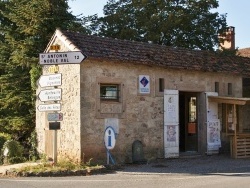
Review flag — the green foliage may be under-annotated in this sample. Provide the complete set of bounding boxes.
[27,131,39,161]
[0,133,11,164]
[0,133,11,150]
[2,140,25,164]
[91,0,228,51]
[0,0,89,146]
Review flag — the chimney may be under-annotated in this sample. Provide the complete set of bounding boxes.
[219,26,235,50]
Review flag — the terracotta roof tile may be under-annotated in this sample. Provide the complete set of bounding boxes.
[61,30,250,77]
[238,48,250,58]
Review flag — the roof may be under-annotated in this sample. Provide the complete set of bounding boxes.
[208,96,250,105]
[52,29,250,77]
[238,48,250,58]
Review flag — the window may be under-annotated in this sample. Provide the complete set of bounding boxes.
[100,84,119,101]
[228,83,232,95]
[215,82,219,93]
[159,78,164,92]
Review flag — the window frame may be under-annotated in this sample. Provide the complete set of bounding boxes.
[100,84,120,101]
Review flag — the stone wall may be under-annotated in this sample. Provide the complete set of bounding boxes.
[80,59,242,163]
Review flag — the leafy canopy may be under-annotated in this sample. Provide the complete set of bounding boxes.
[92,0,227,51]
[0,0,88,141]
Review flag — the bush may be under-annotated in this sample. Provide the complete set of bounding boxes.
[0,133,11,150]
[2,140,25,164]
[0,133,11,164]
[27,131,39,161]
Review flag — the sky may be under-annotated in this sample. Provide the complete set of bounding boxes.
[68,0,250,49]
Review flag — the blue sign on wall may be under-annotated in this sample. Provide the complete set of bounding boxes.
[104,126,116,150]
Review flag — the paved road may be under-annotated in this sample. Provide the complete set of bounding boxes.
[0,154,250,188]
[0,172,250,188]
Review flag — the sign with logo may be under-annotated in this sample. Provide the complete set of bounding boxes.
[139,75,150,94]
[104,126,116,150]
[47,113,63,121]
[38,73,62,88]
[38,88,62,102]
[37,103,61,112]
[39,51,87,65]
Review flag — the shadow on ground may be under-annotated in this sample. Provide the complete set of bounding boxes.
[118,154,250,176]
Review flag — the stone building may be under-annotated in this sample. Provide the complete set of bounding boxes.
[36,29,250,164]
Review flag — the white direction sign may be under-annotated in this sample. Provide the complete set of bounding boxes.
[38,88,62,102]
[48,113,63,121]
[39,51,86,65]
[38,73,62,88]
[37,103,61,112]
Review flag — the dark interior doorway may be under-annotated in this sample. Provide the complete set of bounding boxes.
[179,92,198,152]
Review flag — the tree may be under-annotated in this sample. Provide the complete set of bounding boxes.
[0,0,88,142]
[92,0,227,51]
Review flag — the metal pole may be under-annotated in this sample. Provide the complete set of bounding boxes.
[53,130,57,164]
[107,150,109,165]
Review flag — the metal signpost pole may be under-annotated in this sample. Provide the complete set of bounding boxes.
[53,130,57,164]
[107,151,109,165]
[53,54,59,164]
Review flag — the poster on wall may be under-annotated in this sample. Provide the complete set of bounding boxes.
[165,96,178,123]
[166,125,177,142]
[207,120,221,150]
[139,75,150,94]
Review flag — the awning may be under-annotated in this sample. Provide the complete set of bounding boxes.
[208,96,250,105]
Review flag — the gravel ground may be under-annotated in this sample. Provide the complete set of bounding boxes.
[120,154,250,175]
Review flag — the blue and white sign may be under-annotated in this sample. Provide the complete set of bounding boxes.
[139,75,150,94]
[104,126,116,150]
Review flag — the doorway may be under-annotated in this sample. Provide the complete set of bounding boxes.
[179,92,198,152]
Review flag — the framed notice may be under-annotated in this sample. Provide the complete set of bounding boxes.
[139,75,150,94]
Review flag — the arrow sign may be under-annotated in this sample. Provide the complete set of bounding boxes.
[39,51,87,65]
[37,103,61,112]
[38,88,62,102]
[48,113,63,121]
[38,73,62,87]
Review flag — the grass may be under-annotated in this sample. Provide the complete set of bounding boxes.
[15,159,102,174]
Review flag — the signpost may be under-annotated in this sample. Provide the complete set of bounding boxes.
[49,122,61,164]
[38,73,62,87]
[104,126,116,164]
[39,51,87,65]
[38,88,62,102]
[38,49,87,165]
[48,113,63,121]
[37,103,61,112]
